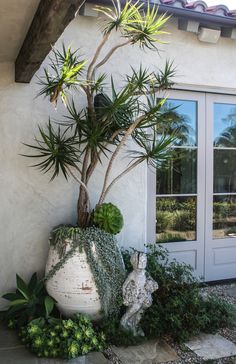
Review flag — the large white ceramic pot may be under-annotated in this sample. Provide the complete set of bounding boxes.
[45,244,102,320]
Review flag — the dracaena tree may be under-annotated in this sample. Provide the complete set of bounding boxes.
[23,0,177,228]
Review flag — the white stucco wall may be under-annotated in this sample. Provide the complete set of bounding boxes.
[1,9,236,308]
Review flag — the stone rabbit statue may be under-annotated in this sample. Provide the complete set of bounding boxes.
[121,251,159,336]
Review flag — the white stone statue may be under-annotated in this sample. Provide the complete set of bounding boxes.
[121,251,159,336]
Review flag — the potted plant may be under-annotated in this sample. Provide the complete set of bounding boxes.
[23,0,176,319]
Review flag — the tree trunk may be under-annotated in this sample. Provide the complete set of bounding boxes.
[77,185,89,227]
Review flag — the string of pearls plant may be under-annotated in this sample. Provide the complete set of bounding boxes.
[45,225,126,317]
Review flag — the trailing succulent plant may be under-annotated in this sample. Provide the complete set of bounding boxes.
[19,314,106,359]
[46,225,126,317]
[93,203,124,235]
[2,273,56,328]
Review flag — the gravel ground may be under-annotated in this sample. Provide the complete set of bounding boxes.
[105,282,236,364]
[159,282,236,364]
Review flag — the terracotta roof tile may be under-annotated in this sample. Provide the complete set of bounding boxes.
[157,0,236,19]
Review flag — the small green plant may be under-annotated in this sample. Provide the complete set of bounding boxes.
[93,203,124,234]
[19,314,106,359]
[2,273,56,327]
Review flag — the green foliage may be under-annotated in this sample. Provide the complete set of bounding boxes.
[199,296,236,333]
[38,45,87,104]
[93,203,124,234]
[156,233,186,244]
[172,210,195,231]
[213,201,236,230]
[96,1,169,49]
[47,226,126,317]
[156,198,196,236]
[22,120,80,180]
[123,246,235,343]
[19,314,106,359]
[226,226,236,235]
[22,0,177,227]
[97,316,144,347]
[156,211,172,232]
[2,273,56,327]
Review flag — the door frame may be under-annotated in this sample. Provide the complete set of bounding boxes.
[148,89,236,281]
[205,93,236,281]
[147,90,206,279]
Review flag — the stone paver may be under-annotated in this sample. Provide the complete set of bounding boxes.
[0,327,24,350]
[185,333,236,360]
[86,352,109,363]
[112,339,178,364]
[0,348,108,364]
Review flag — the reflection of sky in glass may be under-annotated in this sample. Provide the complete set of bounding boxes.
[214,103,236,145]
[168,99,197,146]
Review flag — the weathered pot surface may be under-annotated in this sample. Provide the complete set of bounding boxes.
[45,244,102,320]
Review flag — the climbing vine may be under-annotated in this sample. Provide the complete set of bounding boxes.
[45,226,126,317]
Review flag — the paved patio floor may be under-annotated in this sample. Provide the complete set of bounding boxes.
[1,282,236,364]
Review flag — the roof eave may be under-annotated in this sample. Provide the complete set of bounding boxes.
[155,2,236,27]
[88,0,236,27]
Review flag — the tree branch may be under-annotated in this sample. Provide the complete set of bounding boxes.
[67,165,91,211]
[86,128,124,183]
[91,39,131,80]
[100,158,144,204]
[98,114,145,204]
[87,32,110,81]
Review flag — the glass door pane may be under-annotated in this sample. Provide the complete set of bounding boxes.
[213,103,236,239]
[156,99,198,243]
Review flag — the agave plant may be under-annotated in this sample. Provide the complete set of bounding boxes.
[23,0,179,228]
[2,273,56,327]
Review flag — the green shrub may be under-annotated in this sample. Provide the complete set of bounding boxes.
[157,198,180,212]
[172,210,195,231]
[156,211,172,232]
[19,314,106,359]
[97,316,145,347]
[93,203,124,235]
[226,227,236,235]
[122,246,235,343]
[2,273,56,328]
[200,296,236,333]
[156,233,187,244]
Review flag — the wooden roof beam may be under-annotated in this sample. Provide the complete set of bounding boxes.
[15,0,85,83]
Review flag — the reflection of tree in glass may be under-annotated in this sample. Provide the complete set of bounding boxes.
[160,101,195,146]
[214,125,236,147]
[156,197,196,242]
[222,107,236,126]
[156,149,197,195]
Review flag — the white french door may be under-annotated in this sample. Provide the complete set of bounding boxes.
[153,90,236,281]
[205,94,236,281]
